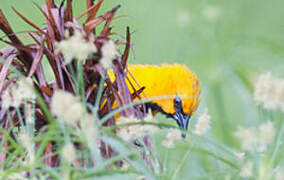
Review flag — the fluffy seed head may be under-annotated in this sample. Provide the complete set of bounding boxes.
[202,6,220,22]
[253,72,284,110]
[80,114,98,142]
[259,121,275,147]
[162,129,182,148]
[277,80,284,112]
[62,143,76,164]
[55,30,97,64]
[117,114,157,141]
[176,10,191,27]
[239,161,253,178]
[234,121,275,152]
[194,108,211,136]
[1,78,35,108]
[121,162,130,171]
[18,132,35,166]
[51,90,84,126]
[275,171,284,180]
[235,127,257,152]
[100,40,118,70]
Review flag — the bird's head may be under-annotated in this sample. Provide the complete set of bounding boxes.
[150,92,200,137]
[142,64,201,137]
[172,95,191,137]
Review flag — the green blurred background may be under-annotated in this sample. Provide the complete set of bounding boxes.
[1,0,284,179]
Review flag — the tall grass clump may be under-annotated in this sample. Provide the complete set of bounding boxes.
[0,0,160,179]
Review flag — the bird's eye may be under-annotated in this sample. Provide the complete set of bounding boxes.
[174,96,183,112]
[174,96,182,105]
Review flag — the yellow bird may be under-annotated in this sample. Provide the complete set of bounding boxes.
[108,64,201,136]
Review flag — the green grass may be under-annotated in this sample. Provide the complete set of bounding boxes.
[0,0,284,179]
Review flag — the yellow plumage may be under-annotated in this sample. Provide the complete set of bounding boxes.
[108,64,201,116]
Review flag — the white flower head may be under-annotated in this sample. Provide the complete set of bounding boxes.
[235,121,275,153]
[162,129,182,148]
[142,113,158,132]
[121,162,130,171]
[254,72,284,112]
[277,80,284,112]
[143,112,155,123]
[2,89,14,108]
[176,9,191,28]
[80,114,98,142]
[276,171,284,180]
[259,121,275,147]
[117,114,157,141]
[254,72,273,104]
[234,127,257,152]
[194,108,211,136]
[116,116,137,141]
[18,132,35,166]
[51,90,84,126]
[17,78,36,100]
[62,143,76,164]
[239,161,253,178]
[100,40,118,70]
[254,72,280,110]
[202,6,220,22]
[117,127,131,141]
[55,30,97,64]
[235,152,245,161]
[263,80,279,110]
[1,78,35,108]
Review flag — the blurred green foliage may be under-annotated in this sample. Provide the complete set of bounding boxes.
[0,0,284,179]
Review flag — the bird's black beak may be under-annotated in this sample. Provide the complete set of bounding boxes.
[172,112,190,138]
[145,96,192,138]
[173,95,191,138]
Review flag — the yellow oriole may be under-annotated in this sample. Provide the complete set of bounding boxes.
[108,64,201,136]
